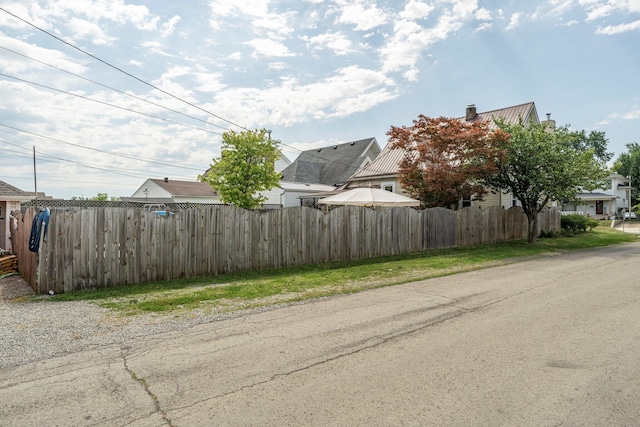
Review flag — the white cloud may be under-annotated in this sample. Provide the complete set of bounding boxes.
[585,4,614,21]
[0,35,87,74]
[598,107,640,124]
[596,19,640,34]
[399,1,434,20]
[268,62,287,70]
[194,72,226,93]
[251,11,297,39]
[547,0,575,16]
[475,22,493,32]
[36,0,160,31]
[451,0,481,20]
[208,0,296,38]
[66,17,115,45]
[475,8,492,21]
[560,19,579,26]
[622,108,640,120]
[161,15,181,37]
[379,14,463,79]
[140,41,175,57]
[207,66,396,127]
[506,12,522,30]
[302,31,354,55]
[150,67,197,102]
[335,1,388,31]
[244,38,295,58]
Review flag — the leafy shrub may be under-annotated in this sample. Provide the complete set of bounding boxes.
[539,230,559,238]
[561,214,599,233]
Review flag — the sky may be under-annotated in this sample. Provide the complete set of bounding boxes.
[0,0,638,200]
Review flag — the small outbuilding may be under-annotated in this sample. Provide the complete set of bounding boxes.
[0,180,33,251]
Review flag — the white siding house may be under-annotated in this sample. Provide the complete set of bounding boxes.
[127,178,222,204]
[562,173,632,219]
[346,102,549,209]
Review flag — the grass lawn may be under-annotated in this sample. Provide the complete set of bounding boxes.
[46,227,639,315]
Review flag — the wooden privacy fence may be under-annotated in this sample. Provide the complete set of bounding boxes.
[13,205,559,294]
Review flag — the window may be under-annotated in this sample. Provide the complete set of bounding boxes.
[380,181,395,192]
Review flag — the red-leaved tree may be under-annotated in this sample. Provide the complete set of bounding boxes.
[388,115,508,209]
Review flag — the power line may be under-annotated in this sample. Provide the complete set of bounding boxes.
[0,45,231,132]
[0,9,393,182]
[0,123,206,171]
[0,7,249,131]
[0,138,146,178]
[0,72,225,137]
[0,138,200,183]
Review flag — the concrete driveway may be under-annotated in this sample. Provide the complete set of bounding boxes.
[3,243,640,426]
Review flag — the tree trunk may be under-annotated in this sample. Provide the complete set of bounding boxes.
[527,212,538,243]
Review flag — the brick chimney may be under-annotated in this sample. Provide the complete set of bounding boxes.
[465,104,477,121]
[541,113,556,131]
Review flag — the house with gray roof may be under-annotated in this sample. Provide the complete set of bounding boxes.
[126,178,222,205]
[346,102,552,209]
[281,137,381,187]
[0,180,33,251]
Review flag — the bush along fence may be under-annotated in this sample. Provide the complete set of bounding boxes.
[13,205,560,294]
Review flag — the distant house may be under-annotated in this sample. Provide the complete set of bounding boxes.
[126,178,222,205]
[263,182,337,208]
[259,137,381,208]
[562,173,633,219]
[275,151,292,173]
[346,102,553,209]
[281,137,381,187]
[0,180,33,251]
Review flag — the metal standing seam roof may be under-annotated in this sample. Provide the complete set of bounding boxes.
[150,179,218,197]
[350,102,537,180]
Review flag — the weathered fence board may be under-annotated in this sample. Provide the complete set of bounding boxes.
[12,205,560,294]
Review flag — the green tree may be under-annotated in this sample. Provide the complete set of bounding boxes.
[72,193,120,201]
[199,129,281,210]
[484,120,609,243]
[567,130,613,163]
[612,142,640,206]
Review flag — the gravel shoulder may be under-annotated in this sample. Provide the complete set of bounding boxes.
[0,275,279,369]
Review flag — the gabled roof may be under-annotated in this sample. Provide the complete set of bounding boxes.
[150,179,218,197]
[465,102,538,129]
[350,102,538,181]
[0,180,30,197]
[281,137,380,186]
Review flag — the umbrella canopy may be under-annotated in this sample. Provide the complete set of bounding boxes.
[318,187,420,207]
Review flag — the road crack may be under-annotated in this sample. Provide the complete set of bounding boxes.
[121,346,174,427]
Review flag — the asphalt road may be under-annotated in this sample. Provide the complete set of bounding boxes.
[3,243,640,426]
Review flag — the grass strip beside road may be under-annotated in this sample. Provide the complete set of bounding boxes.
[48,228,638,315]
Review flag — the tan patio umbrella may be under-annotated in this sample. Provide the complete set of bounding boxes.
[318,187,420,207]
